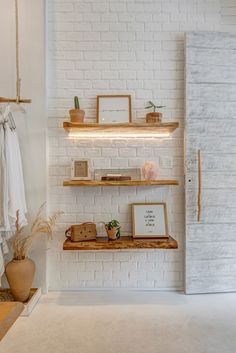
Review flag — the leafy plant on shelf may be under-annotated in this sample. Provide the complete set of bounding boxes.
[74,96,80,109]
[105,219,121,239]
[145,101,165,112]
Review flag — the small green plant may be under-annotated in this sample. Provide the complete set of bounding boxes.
[74,96,80,110]
[145,101,165,112]
[105,219,121,238]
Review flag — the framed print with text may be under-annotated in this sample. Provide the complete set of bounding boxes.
[132,203,169,239]
[96,95,132,124]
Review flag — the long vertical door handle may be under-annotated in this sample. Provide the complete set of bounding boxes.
[197,149,202,222]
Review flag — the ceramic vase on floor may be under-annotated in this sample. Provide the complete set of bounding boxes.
[5,258,35,302]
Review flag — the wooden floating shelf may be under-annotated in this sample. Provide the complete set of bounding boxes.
[63,122,179,137]
[63,180,179,187]
[63,236,178,250]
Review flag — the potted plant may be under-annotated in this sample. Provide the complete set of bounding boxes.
[145,101,165,123]
[5,204,62,302]
[69,96,85,123]
[105,220,121,241]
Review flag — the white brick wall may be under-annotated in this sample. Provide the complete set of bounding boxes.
[47,0,236,291]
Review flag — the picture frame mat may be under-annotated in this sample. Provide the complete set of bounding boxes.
[96,95,132,124]
[132,203,169,239]
[71,159,91,180]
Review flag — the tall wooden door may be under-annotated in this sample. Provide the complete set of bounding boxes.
[185,32,236,294]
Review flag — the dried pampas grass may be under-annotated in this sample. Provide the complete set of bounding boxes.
[11,203,63,260]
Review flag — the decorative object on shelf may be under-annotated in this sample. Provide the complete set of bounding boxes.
[5,205,62,302]
[101,175,131,181]
[94,168,141,181]
[0,0,31,104]
[71,159,91,180]
[105,220,121,241]
[132,203,169,239]
[145,101,165,123]
[69,96,85,123]
[141,162,158,180]
[65,223,97,242]
[97,95,132,124]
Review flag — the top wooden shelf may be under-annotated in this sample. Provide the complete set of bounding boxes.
[63,122,179,137]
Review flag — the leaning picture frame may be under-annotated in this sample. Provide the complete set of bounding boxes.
[96,95,132,124]
[132,203,169,239]
[71,159,91,180]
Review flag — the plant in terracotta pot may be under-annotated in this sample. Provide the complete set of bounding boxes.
[145,101,165,123]
[5,205,62,302]
[69,96,85,123]
[105,220,121,241]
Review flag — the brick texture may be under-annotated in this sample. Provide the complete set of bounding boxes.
[47,0,236,290]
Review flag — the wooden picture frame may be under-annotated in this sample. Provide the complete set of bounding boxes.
[96,95,132,124]
[71,159,91,180]
[132,203,169,239]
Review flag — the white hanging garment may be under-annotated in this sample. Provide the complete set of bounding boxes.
[0,111,9,280]
[5,123,27,228]
[0,124,6,229]
[0,107,10,230]
[0,121,9,280]
[0,105,27,282]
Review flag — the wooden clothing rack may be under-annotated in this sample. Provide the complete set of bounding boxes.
[0,0,31,104]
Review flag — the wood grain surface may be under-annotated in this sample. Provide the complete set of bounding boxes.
[0,302,24,340]
[63,179,179,187]
[63,121,179,135]
[0,97,31,103]
[63,236,178,250]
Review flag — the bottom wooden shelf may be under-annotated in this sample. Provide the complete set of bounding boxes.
[63,236,178,250]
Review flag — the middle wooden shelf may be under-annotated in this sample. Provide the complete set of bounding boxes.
[63,179,179,187]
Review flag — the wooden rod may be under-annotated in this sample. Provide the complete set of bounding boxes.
[0,97,31,103]
[0,1,31,105]
[15,0,20,103]
[197,149,202,222]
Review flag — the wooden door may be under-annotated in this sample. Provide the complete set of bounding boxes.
[185,32,236,293]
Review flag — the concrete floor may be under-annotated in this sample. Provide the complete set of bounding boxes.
[0,291,236,353]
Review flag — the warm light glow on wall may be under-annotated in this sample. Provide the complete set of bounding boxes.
[67,132,171,139]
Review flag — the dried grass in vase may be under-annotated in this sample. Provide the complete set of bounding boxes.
[11,203,63,260]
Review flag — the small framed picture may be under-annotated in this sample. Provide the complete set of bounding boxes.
[132,203,169,239]
[71,159,91,180]
[97,95,132,124]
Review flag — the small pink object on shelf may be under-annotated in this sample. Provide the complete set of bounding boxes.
[142,162,158,180]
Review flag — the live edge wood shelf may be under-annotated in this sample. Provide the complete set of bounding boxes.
[63,236,178,250]
[63,122,179,136]
[63,180,179,187]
